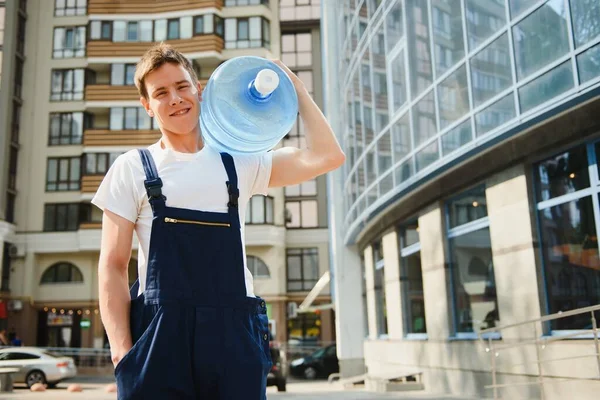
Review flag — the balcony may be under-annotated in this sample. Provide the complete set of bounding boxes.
[85,85,139,101]
[87,35,224,58]
[83,129,161,147]
[81,175,104,194]
[88,0,224,14]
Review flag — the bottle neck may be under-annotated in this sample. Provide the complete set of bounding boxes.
[248,80,273,102]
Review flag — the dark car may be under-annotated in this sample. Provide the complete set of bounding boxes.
[266,342,287,392]
[289,344,338,380]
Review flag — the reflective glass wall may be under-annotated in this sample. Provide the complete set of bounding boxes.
[335,0,600,241]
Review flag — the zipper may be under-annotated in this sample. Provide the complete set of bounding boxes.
[164,217,230,227]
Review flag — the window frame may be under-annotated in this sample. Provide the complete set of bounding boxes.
[167,18,180,40]
[89,20,112,41]
[43,203,88,232]
[286,247,319,292]
[52,25,86,58]
[109,107,152,131]
[110,63,136,86]
[50,68,88,101]
[247,255,271,279]
[246,195,275,225]
[285,199,318,228]
[46,156,81,192]
[54,0,87,17]
[48,112,87,146]
[40,262,84,284]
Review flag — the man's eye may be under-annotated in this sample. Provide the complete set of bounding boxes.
[156,92,166,97]
[178,85,189,90]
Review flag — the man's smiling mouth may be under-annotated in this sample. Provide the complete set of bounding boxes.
[170,108,191,116]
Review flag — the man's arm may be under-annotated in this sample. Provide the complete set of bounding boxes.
[98,209,135,367]
[269,60,345,188]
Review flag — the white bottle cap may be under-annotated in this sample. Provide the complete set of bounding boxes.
[254,69,280,96]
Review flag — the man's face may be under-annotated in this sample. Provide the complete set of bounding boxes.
[141,62,202,135]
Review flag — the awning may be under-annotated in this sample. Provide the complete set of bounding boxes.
[298,271,333,313]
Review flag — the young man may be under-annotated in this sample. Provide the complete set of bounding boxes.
[93,43,344,400]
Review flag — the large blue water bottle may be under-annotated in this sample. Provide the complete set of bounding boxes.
[200,56,299,154]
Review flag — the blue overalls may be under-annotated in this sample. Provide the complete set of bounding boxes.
[113,149,272,399]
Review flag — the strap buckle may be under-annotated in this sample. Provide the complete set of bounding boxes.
[144,178,164,201]
[227,182,239,208]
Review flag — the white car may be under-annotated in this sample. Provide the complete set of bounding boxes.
[0,347,77,388]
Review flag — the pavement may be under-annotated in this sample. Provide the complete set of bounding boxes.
[3,377,480,399]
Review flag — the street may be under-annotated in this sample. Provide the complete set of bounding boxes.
[4,378,478,400]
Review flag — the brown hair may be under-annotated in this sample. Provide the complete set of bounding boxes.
[134,43,199,99]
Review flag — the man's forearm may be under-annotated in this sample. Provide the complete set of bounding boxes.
[297,86,345,163]
[99,264,132,364]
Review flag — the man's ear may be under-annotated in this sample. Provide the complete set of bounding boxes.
[196,81,203,102]
[141,96,154,117]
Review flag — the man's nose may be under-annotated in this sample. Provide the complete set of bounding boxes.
[169,92,183,106]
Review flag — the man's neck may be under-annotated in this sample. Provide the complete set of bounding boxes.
[160,127,204,153]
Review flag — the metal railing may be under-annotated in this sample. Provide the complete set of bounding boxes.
[478,304,600,400]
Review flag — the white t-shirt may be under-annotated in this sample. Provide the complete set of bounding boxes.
[91,141,273,297]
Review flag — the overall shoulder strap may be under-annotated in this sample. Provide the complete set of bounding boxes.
[138,148,165,212]
[219,152,240,229]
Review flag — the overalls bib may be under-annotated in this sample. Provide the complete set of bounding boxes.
[114,149,272,399]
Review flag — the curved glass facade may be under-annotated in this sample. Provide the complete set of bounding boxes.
[332,0,600,242]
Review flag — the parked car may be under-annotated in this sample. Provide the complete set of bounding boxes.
[289,344,339,380]
[0,347,77,388]
[266,341,287,392]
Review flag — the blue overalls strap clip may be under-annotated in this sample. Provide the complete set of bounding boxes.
[138,148,166,213]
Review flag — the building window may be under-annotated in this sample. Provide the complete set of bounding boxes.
[84,153,120,175]
[287,311,322,343]
[399,219,427,337]
[49,112,86,145]
[192,14,224,37]
[247,256,270,279]
[245,195,274,224]
[225,0,269,6]
[287,248,319,291]
[111,64,136,86]
[2,243,11,291]
[446,185,499,338]
[372,241,388,337]
[40,262,84,284]
[285,179,318,228]
[167,18,180,40]
[55,0,86,16]
[110,107,151,130]
[53,26,86,58]
[46,157,81,192]
[44,203,89,232]
[5,193,15,224]
[89,20,112,40]
[534,142,600,331]
[279,0,320,21]
[50,69,86,101]
[224,16,270,49]
[281,32,312,68]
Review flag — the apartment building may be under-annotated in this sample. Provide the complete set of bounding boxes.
[0,0,333,350]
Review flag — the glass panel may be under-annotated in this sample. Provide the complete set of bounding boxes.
[73,70,84,100]
[110,108,123,130]
[441,119,472,155]
[302,250,318,281]
[47,159,58,189]
[449,227,499,333]
[509,0,538,18]
[470,33,512,106]
[154,19,167,42]
[570,0,600,48]
[111,64,124,85]
[392,114,411,165]
[266,197,274,224]
[56,263,71,282]
[448,185,487,228]
[377,131,392,175]
[113,21,126,42]
[301,200,318,227]
[415,140,438,172]
[385,0,403,52]
[97,154,108,174]
[513,0,569,80]
[437,64,469,129]
[539,196,600,330]
[577,43,600,84]
[206,14,215,35]
[72,113,83,143]
[125,65,135,85]
[181,16,193,39]
[390,49,408,113]
[127,22,138,41]
[252,196,265,223]
[518,61,574,113]
[70,158,80,183]
[140,21,153,42]
[124,108,137,129]
[56,205,67,231]
[406,0,433,99]
[395,158,414,185]
[402,252,427,334]
[249,17,261,40]
[300,179,317,196]
[412,90,437,146]
[138,109,151,130]
[286,202,300,227]
[401,219,420,248]
[194,16,204,35]
[379,172,394,196]
[86,153,96,174]
[475,93,515,136]
[535,144,589,201]
[44,205,56,231]
[374,268,388,335]
[90,21,101,39]
[168,19,180,40]
[465,0,506,50]
[50,114,61,141]
[287,253,302,280]
[67,204,79,230]
[432,0,465,76]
